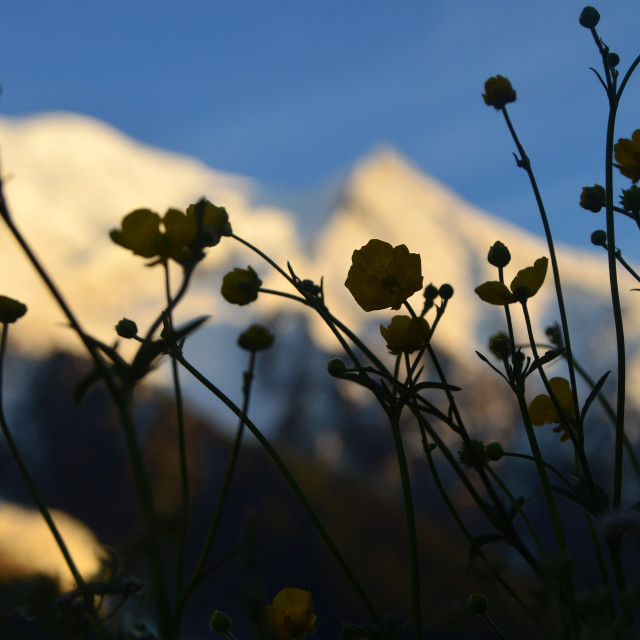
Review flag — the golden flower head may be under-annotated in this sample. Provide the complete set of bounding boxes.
[475,257,548,305]
[380,315,429,355]
[614,130,640,183]
[345,239,423,312]
[482,76,516,109]
[110,199,231,265]
[237,324,275,352]
[0,296,27,324]
[528,377,574,442]
[579,185,606,212]
[263,588,317,640]
[221,266,262,305]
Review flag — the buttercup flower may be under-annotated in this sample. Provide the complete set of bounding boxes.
[110,199,232,264]
[345,239,423,312]
[475,257,548,305]
[614,130,640,183]
[263,588,317,640]
[482,76,516,109]
[579,185,606,213]
[380,315,429,354]
[528,377,574,442]
[0,296,27,324]
[110,209,165,259]
[221,266,262,305]
[237,324,274,351]
[487,241,511,268]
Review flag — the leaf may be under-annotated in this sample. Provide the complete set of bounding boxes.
[526,348,565,377]
[474,281,515,305]
[551,475,608,518]
[475,351,509,382]
[580,370,611,424]
[412,381,461,393]
[469,533,505,558]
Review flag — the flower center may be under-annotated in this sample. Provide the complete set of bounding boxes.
[382,275,399,293]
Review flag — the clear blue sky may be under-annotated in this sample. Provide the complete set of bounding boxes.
[2,2,640,257]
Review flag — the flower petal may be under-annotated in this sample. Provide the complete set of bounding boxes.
[474,281,516,305]
[510,257,548,299]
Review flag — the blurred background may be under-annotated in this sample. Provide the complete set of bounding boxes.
[0,3,639,638]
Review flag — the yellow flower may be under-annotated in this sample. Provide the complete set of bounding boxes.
[345,239,423,312]
[380,315,429,354]
[0,296,27,324]
[475,257,548,305]
[110,199,232,264]
[614,130,640,183]
[110,208,165,259]
[482,75,516,109]
[221,266,262,305]
[263,588,317,640]
[528,377,574,442]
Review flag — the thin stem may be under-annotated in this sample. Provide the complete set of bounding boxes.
[0,325,109,638]
[501,107,581,439]
[176,354,390,640]
[387,399,421,640]
[163,264,190,603]
[177,350,256,619]
[0,184,175,636]
[519,302,579,636]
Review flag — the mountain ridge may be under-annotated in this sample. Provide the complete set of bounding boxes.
[0,111,638,426]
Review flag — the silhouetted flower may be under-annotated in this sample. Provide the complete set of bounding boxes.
[579,6,600,28]
[221,266,262,305]
[110,199,232,264]
[528,377,574,442]
[614,130,640,183]
[579,185,606,212]
[237,324,274,351]
[115,318,138,339]
[475,257,548,305]
[0,296,27,324]
[263,588,316,640]
[487,241,511,268]
[380,315,429,354]
[345,239,422,311]
[482,76,516,109]
[110,209,165,259]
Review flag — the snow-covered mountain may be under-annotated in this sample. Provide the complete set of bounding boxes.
[0,112,638,434]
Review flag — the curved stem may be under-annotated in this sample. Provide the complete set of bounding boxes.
[176,354,390,639]
[0,325,108,638]
[163,264,190,603]
[177,351,255,619]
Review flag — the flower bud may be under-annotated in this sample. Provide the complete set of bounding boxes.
[489,333,510,359]
[579,6,600,28]
[0,296,27,324]
[115,318,138,339]
[608,53,620,68]
[591,229,607,246]
[327,358,347,378]
[487,241,511,268]
[237,324,274,352]
[579,185,606,213]
[485,442,504,461]
[438,284,454,300]
[423,283,439,301]
[221,266,262,305]
[482,76,516,109]
[210,610,233,634]
[468,593,488,615]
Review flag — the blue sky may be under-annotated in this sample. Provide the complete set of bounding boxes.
[2,2,640,258]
